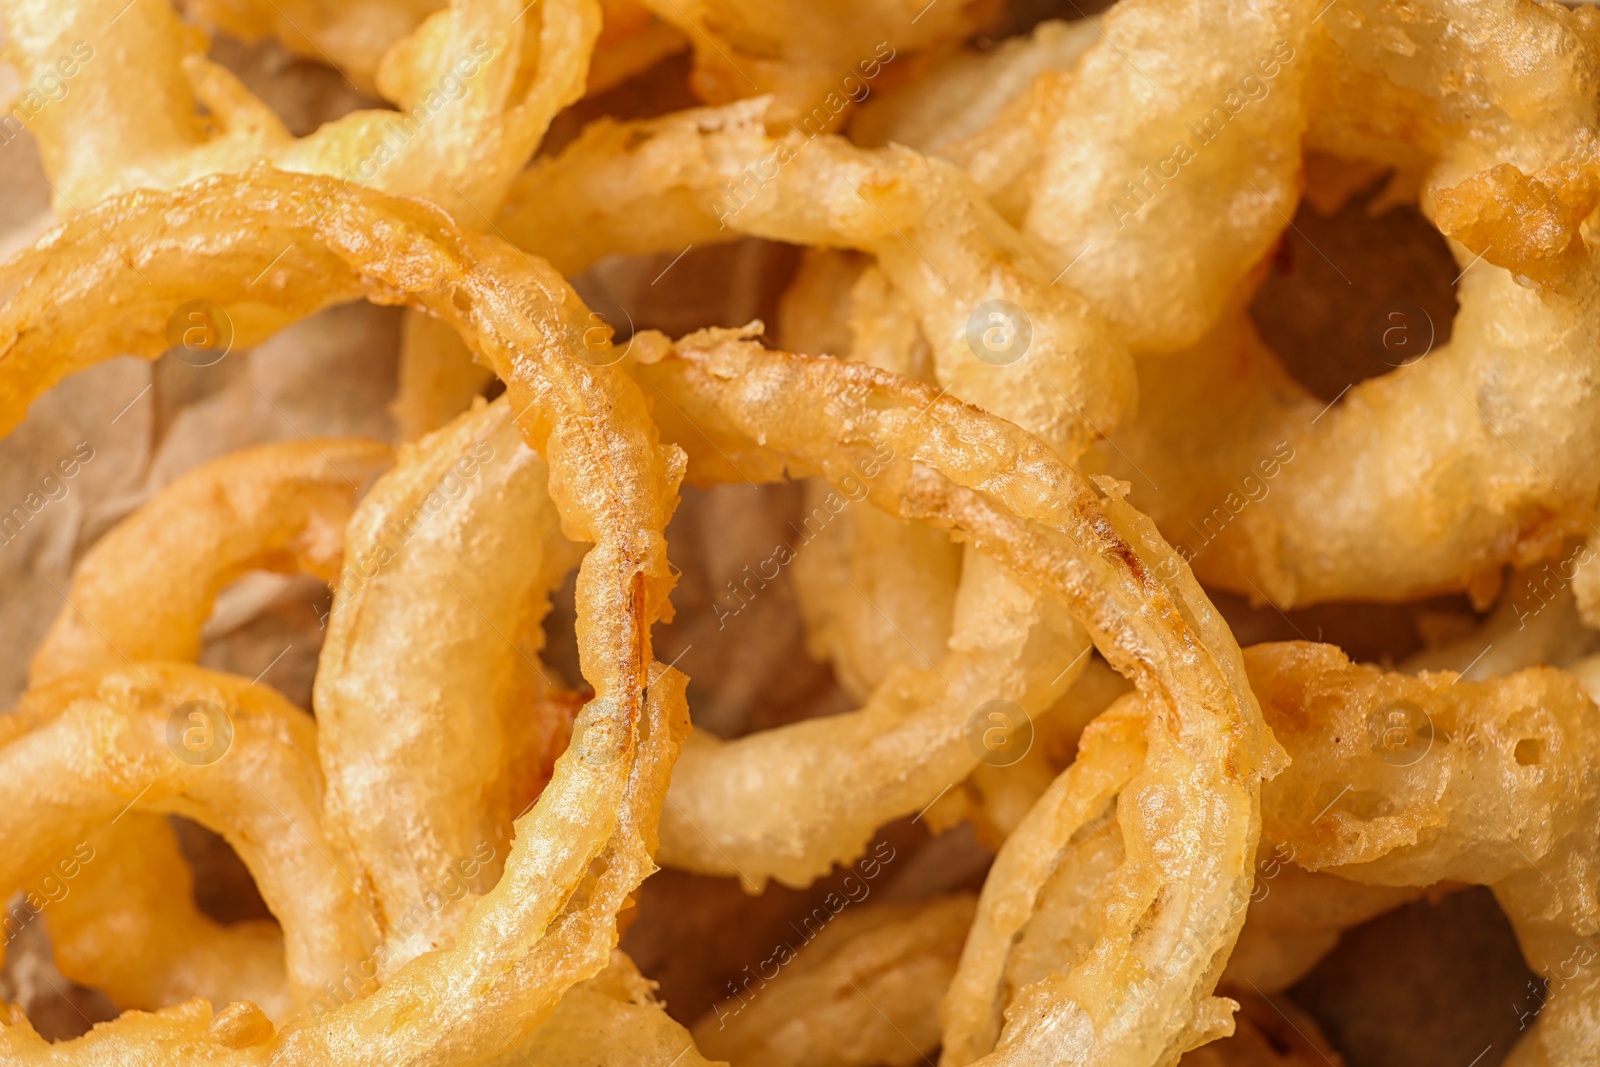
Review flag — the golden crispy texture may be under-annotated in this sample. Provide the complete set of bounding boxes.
[30,439,392,683]
[26,438,388,1022]
[500,100,1132,461]
[853,19,1100,169]
[46,817,293,1020]
[633,0,994,126]
[627,328,1277,1066]
[693,895,977,1067]
[772,240,1086,866]
[0,664,377,1011]
[1017,0,1317,355]
[1088,0,1600,606]
[3,0,598,219]
[1104,253,1600,605]
[0,169,687,1065]
[183,0,680,95]
[940,697,1148,1065]
[508,106,1138,898]
[505,950,722,1067]
[0,668,691,1064]
[315,396,583,972]
[773,251,1084,870]
[1249,641,1600,1066]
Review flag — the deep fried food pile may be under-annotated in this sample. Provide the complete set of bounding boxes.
[0,0,1595,1064]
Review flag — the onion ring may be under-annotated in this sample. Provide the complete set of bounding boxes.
[45,816,295,1020]
[624,327,1279,1065]
[315,395,583,972]
[1247,639,1600,1065]
[4,0,598,218]
[0,663,377,1010]
[30,439,392,684]
[0,167,683,1065]
[1074,0,1600,605]
[26,437,390,1021]
[499,100,1132,461]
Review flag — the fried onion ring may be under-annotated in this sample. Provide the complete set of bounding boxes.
[1077,0,1600,605]
[45,817,296,1021]
[622,327,1279,1065]
[500,100,1132,462]
[4,0,599,218]
[0,664,377,1010]
[1246,641,1600,1065]
[0,167,684,1065]
[30,439,392,684]
[315,395,584,971]
[26,437,390,1021]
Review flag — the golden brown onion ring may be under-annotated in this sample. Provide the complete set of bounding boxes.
[31,439,392,684]
[1084,0,1600,605]
[28,438,389,1022]
[4,0,597,218]
[315,395,583,971]
[939,696,1146,1065]
[46,818,295,1020]
[1103,268,1600,607]
[0,167,682,1065]
[509,114,1113,877]
[500,101,1131,462]
[625,327,1278,1067]
[1015,0,1318,355]
[1248,640,1600,1066]
[0,664,377,1010]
